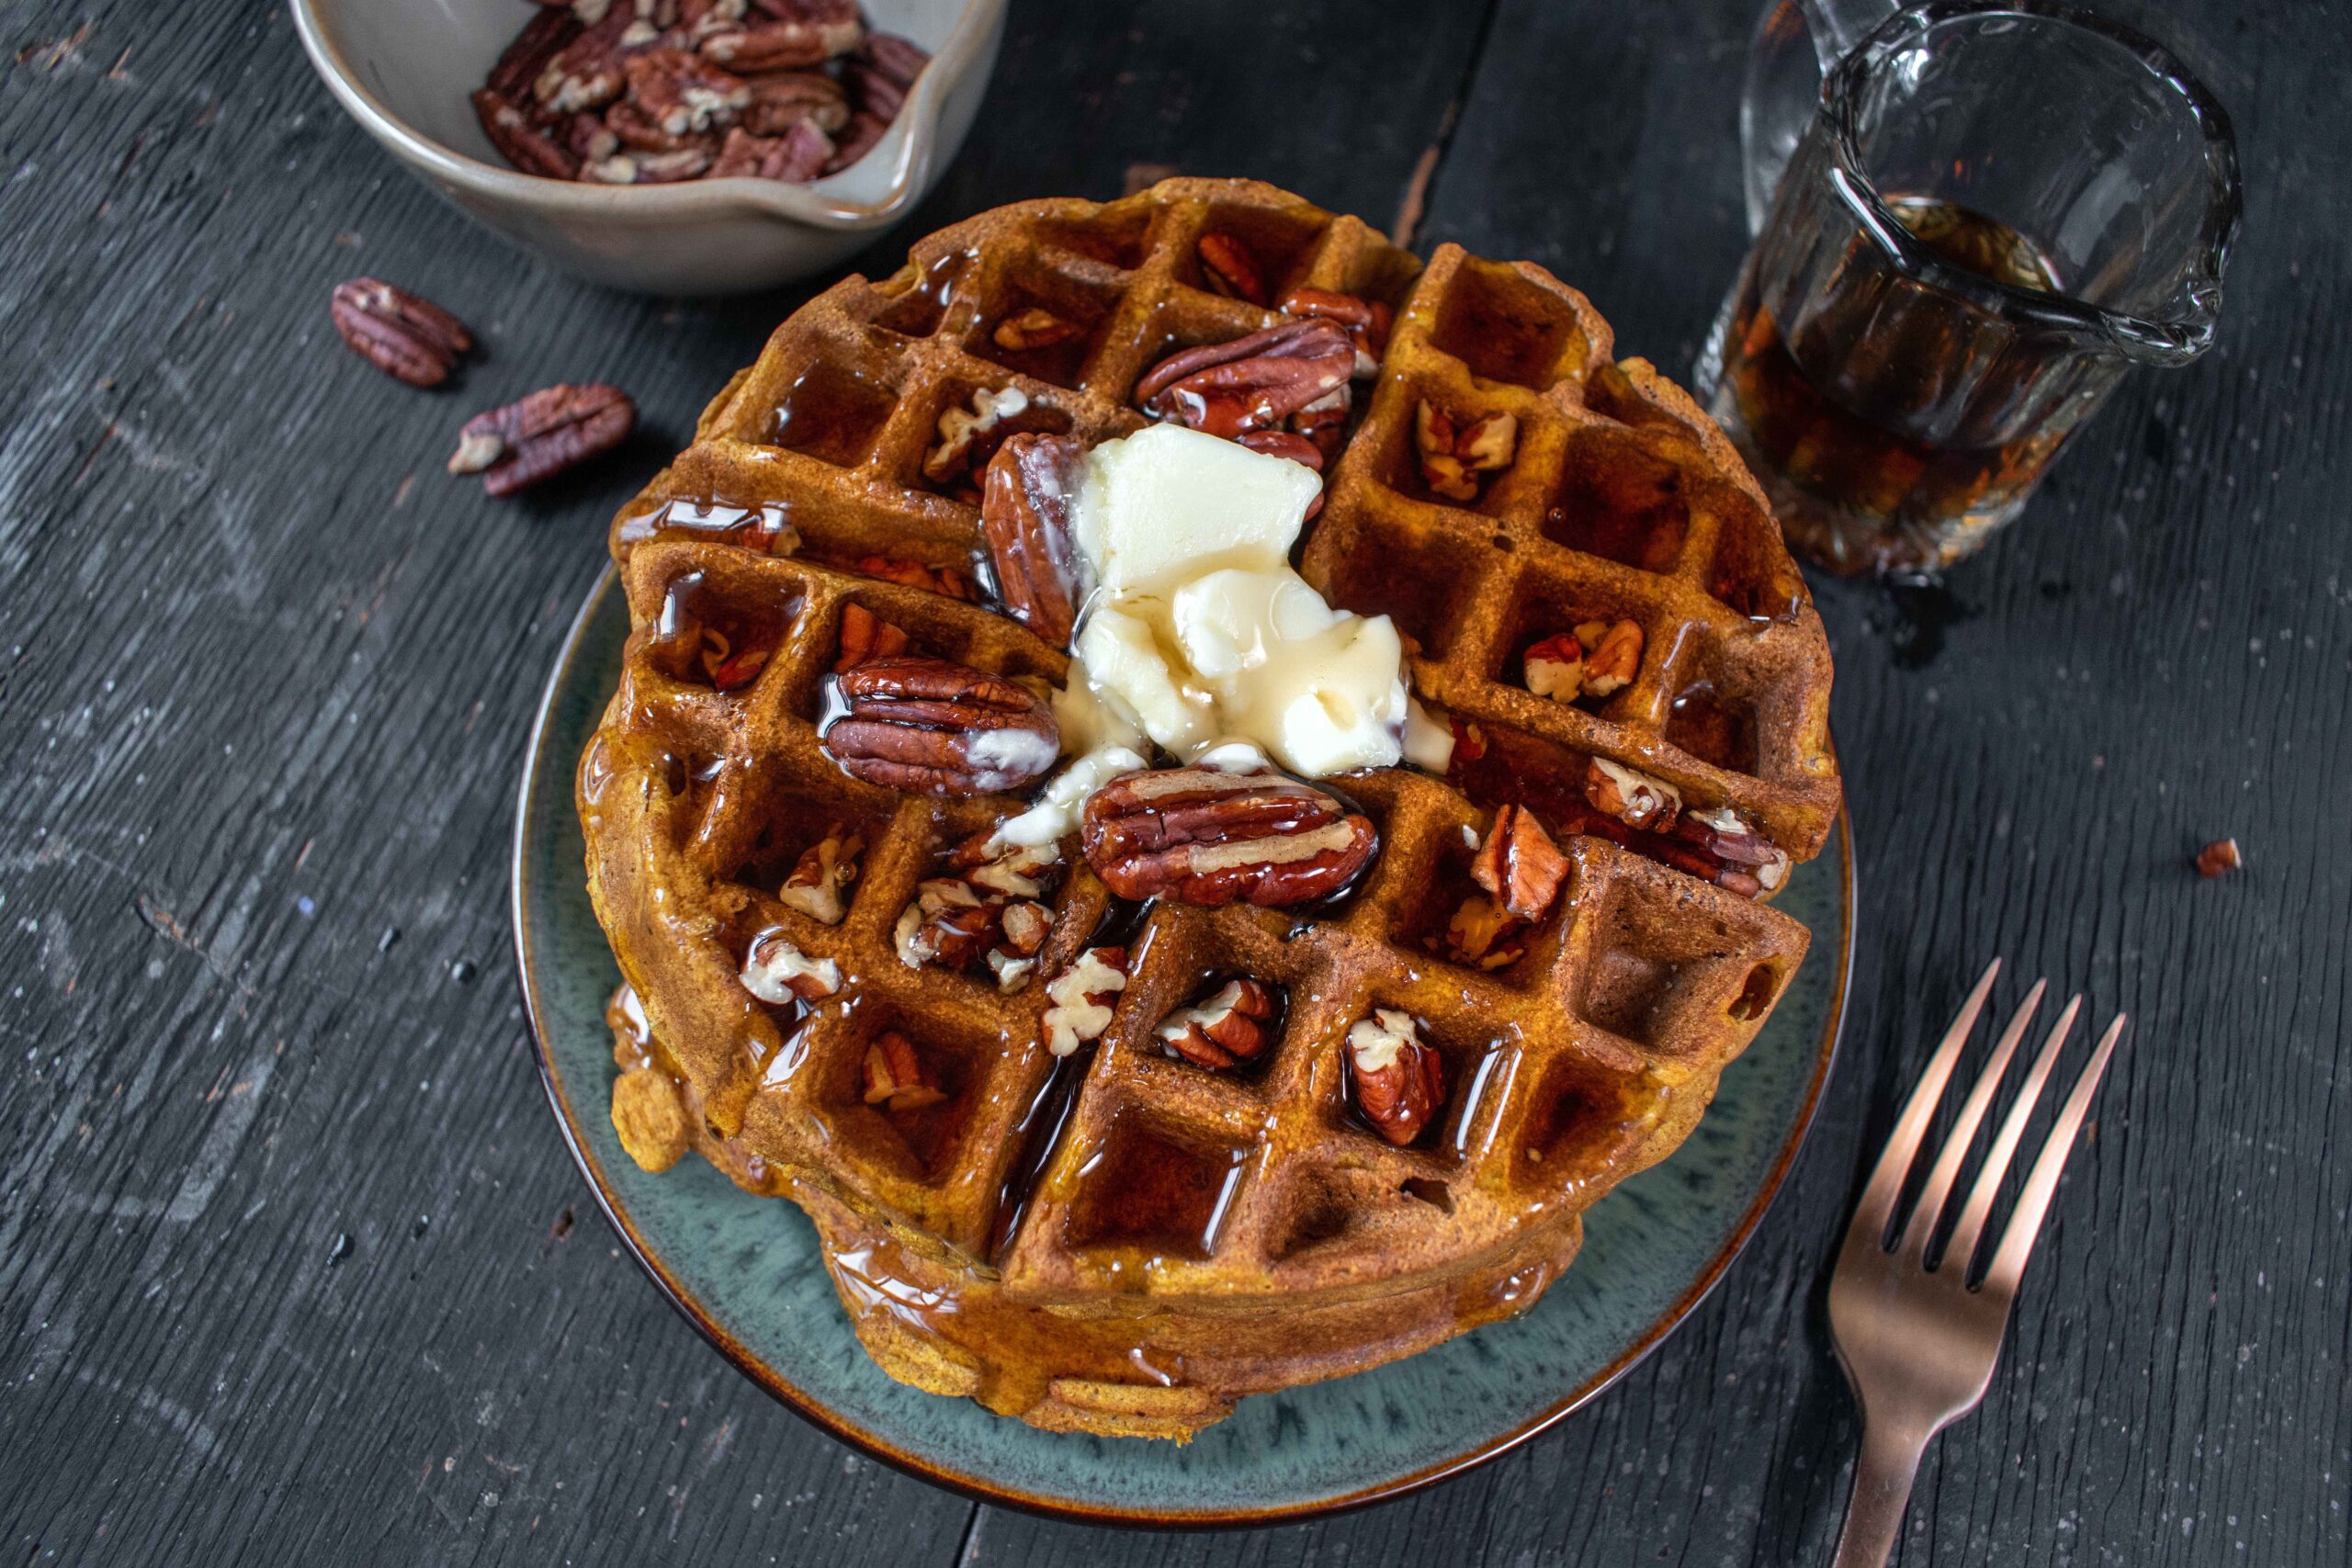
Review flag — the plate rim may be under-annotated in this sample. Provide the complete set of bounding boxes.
[512,562,1854,1529]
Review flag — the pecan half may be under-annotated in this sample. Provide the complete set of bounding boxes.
[447,383,636,496]
[709,119,832,180]
[1133,319,1356,438]
[979,433,1088,648]
[1195,233,1267,304]
[585,146,715,183]
[861,30,930,88]
[2197,837,2244,878]
[1233,428,1327,518]
[330,277,473,389]
[1276,286,1391,364]
[1346,1009,1446,1146]
[699,0,862,72]
[739,929,842,1003]
[741,70,849,136]
[488,6,582,103]
[991,308,1083,353]
[1471,803,1568,920]
[778,823,862,923]
[842,58,907,120]
[1158,978,1279,1070]
[1043,946,1127,1056]
[823,656,1060,796]
[623,47,751,136]
[1585,756,1682,832]
[833,603,910,671]
[1081,766,1376,908]
[534,10,637,115]
[862,1031,945,1112]
[473,89,582,179]
[823,109,889,174]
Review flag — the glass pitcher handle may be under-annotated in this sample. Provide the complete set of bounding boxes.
[1739,0,1899,232]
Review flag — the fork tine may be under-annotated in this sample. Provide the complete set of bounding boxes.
[1844,957,2000,1251]
[1979,1013,2126,1299]
[1895,978,2045,1260]
[1941,994,2082,1272]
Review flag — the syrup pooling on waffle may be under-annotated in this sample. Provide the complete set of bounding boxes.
[581,179,1838,1438]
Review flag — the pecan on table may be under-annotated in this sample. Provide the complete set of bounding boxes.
[447,383,636,496]
[330,278,473,389]
[1133,319,1355,439]
[1346,1008,1446,1146]
[2196,837,2244,878]
[821,656,1060,796]
[1080,766,1377,908]
[979,433,1088,647]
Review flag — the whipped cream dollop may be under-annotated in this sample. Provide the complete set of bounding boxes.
[1006,424,1410,845]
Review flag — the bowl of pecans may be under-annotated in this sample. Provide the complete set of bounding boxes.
[293,0,1006,295]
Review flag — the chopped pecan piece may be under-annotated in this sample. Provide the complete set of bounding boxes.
[991,308,1083,353]
[1081,766,1377,908]
[739,929,842,1003]
[1523,634,1584,702]
[1470,803,1568,920]
[1442,894,1525,969]
[447,383,636,496]
[924,385,1035,488]
[1674,805,1791,896]
[997,898,1052,956]
[892,878,996,969]
[862,1031,946,1112]
[833,602,910,671]
[1585,757,1682,832]
[613,1066,692,1172]
[978,433,1089,647]
[823,656,1060,796]
[330,277,474,389]
[1043,947,1128,1056]
[1577,619,1643,697]
[1157,978,1279,1071]
[779,824,863,923]
[2196,837,2243,877]
[1133,319,1356,439]
[948,829,1063,899]
[1414,400,1518,501]
[1346,1009,1446,1146]
[1194,233,1267,304]
[850,554,976,600]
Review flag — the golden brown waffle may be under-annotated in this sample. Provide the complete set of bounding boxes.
[579,178,1838,1438]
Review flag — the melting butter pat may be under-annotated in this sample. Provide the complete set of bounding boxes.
[1073,423,1321,592]
[1167,568,1407,775]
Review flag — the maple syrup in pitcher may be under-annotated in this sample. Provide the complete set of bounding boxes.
[1712,196,2074,572]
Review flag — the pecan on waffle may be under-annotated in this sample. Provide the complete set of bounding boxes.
[579,178,1839,1439]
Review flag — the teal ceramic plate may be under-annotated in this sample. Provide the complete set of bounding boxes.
[514,567,1853,1527]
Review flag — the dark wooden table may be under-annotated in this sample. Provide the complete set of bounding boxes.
[5,1,2345,1562]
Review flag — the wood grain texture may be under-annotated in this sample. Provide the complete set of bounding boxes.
[1,0,2344,1564]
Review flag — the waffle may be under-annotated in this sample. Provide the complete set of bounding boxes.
[579,178,1839,1438]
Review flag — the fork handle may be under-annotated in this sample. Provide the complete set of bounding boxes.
[1829,1416,1928,1568]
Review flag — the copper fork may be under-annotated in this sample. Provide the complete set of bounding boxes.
[1826,959,2127,1568]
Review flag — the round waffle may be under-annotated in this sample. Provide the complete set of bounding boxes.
[579,178,1838,1438]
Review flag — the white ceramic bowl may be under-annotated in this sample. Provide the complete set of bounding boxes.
[293,0,1005,295]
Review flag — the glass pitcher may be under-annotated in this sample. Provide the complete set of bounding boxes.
[1696,0,2241,575]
